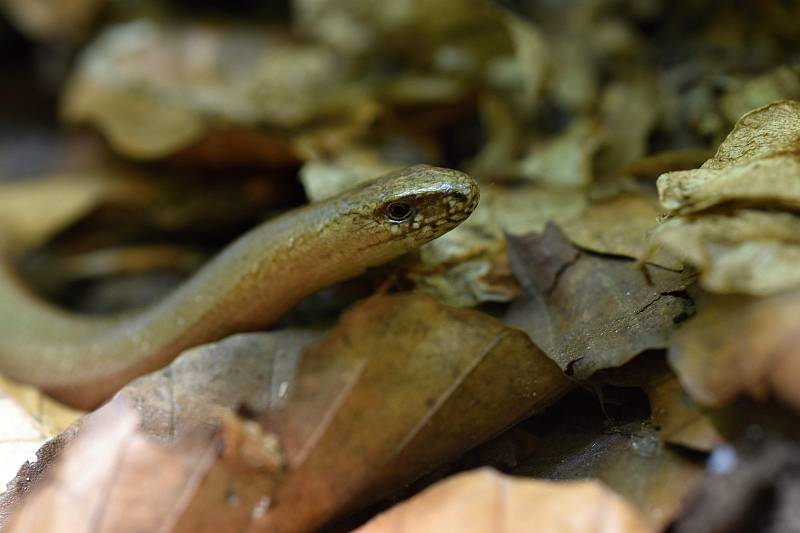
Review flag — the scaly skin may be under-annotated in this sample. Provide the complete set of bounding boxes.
[0,165,479,409]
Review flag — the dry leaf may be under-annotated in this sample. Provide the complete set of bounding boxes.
[0,330,313,526]
[63,19,357,159]
[3,296,570,533]
[255,294,572,533]
[644,371,724,452]
[0,172,113,248]
[669,292,800,413]
[653,99,800,294]
[658,100,800,214]
[511,390,705,529]
[356,468,653,533]
[0,375,83,436]
[652,210,800,295]
[560,193,683,269]
[416,184,586,307]
[505,223,695,379]
[6,402,283,533]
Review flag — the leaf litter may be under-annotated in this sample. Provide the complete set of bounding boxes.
[2,0,800,531]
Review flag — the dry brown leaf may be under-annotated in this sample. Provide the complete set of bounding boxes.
[669,292,800,413]
[255,294,572,533]
[6,402,283,533]
[0,330,313,526]
[560,193,683,269]
[505,223,695,379]
[3,296,570,533]
[644,371,724,452]
[596,76,660,177]
[416,184,586,307]
[0,172,113,248]
[659,155,800,214]
[652,210,800,295]
[703,99,800,170]
[512,394,705,529]
[658,100,800,214]
[355,468,653,533]
[653,99,800,294]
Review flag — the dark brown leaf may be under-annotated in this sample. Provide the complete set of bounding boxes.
[255,294,572,533]
[505,223,695,379]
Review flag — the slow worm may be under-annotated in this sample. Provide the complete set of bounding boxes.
[0,165,479,408]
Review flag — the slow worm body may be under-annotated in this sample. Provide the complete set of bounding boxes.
[0,165,479,408]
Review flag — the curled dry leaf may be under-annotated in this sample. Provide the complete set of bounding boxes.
[256,294,572,533]
[653,99,800,294]
[658,100,800,213]
[356,468,653,533]
[505,223,695,380]
[7,402,283,533]
[653,211,800,295]
[669,292,800,413]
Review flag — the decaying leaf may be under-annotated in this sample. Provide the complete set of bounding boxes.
[356,468,653,533]
[560,192,683,269]
[643,370,724,452]
[658,100,800,213]
[116,330,319,444]
[510,388,706,529]
[6,402,283,533]
[3,295,571,533]
[653,99,800,295]
[669,292,800,413]
[255,294,572,533]
[505,223,695,379]
[653,211,800,295]
[415,184,586,307]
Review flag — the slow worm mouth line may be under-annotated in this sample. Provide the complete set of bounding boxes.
[0,165,479,409]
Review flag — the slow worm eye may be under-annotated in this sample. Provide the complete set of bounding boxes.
[385,201,414,222]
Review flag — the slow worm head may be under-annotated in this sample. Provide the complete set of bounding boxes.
[0,164,479,408]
